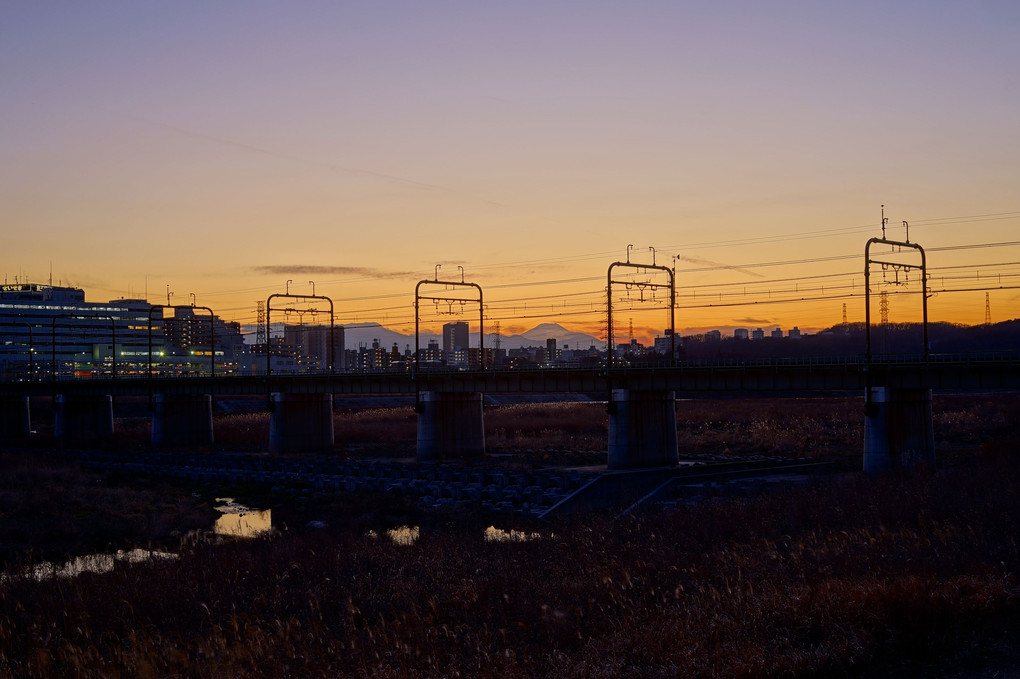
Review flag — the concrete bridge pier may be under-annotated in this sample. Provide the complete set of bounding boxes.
[54,394,114,439]
[608,389,679,469]
[0,396,31,440]
[864,387,935,474]
[269,392,334,453]
[416,391,485,461]
[152,394,214,446]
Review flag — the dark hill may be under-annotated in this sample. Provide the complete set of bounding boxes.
[677,320,1020,360]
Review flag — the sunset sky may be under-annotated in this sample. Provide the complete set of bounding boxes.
[3,1,1018,343]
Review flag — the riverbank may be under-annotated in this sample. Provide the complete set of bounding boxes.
[0,395,1017,677]
[1,441,1017,677]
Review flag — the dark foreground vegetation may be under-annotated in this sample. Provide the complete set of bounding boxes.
[0,395,1017,677]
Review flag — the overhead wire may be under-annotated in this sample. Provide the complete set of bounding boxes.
[163,212,1020,331]
[187,210,1018,292]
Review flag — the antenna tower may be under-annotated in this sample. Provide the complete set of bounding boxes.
[879,290,889,325]
[256,301,267,352]
[985,292,991,325]
[842,303,847,326]
[629,318,634,343]
[493,321,501,353]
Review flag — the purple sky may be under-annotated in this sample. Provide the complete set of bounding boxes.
[3,1,1018,336]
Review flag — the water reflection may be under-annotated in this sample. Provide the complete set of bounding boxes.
[214,498,272,538]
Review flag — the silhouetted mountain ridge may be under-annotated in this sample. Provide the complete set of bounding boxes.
[263,319,1019,357]
[677,320,1020,360]
[266,321,602,352]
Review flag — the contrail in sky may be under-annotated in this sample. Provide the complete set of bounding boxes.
[128,114,507,207]
[681,255,766,278]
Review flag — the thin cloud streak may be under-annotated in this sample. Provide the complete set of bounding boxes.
[251,265,413,279]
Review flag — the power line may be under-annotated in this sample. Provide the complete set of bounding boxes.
[290,263,1020,326]
[150,213,1020,328]
[185,211,1020,297]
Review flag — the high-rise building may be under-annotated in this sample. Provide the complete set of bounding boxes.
[305,324,344,370]
[282,324,345,372]
[357,338,388,371]
[442,321,469,352]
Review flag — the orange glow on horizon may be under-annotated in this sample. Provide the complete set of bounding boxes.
[2,4,1018,338]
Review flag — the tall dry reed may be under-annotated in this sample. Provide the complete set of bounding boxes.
[1,438,1016,678]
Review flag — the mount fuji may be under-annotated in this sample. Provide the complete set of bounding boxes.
[258,321,602,351]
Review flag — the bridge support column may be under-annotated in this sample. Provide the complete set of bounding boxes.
[864,387,935,474]
[269,393,334,453]
[416,391,485,461]
[0,396,31,440]
[54,394,114,439]
[608,389,678,470]
[152,394,213,446]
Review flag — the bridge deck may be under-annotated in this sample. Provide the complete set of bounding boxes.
[3,354,1018,397]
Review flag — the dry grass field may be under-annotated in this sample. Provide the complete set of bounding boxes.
[0,394,1016,678]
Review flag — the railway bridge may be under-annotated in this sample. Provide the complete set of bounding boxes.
[2,353,1018,472]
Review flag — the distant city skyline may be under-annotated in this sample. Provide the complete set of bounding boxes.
[3,2,1018,337]
[2,279,1014,382]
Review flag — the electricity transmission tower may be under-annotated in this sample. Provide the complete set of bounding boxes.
[256,301,266,352]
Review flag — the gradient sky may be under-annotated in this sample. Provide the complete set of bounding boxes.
[3,1,1019,342]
